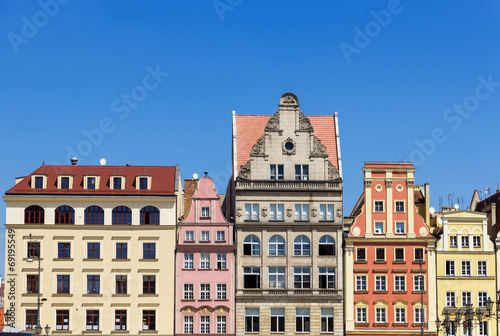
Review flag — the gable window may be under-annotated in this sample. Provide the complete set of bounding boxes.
[269,235,286,256]
[319,267,335,289]
[445,260,455,276]
[375,248,385,261]
[450,236,457,247]
[113,177,122,190]
[293,267,310,289]
[395,222,405,234]
[462,236,469,248]
[374,222,384,234]
[295,165,309,180]
[269,267,286,289]
[320,204,334,221]
[294,235,310,256]
[201,207,210,218]
[270,164,284,180]
[112,206,131,225]
[395,201,405,212]
[319,235,335,255]
[395,248,404,261]
[140,206,159,225]
[87,177,96,189]
[60,177,70,189]
[243,267,260,288]
[244,204,259,221]
[55,206,74,224]
[270,204,284,221]
[374,201,384,212]
[357,248,366,261]
[139,177,148,190]
[34,176,44,189]
[85,206,104,225]
[25,205,44,224]
[295,204,309,221]
[243,235,260,256]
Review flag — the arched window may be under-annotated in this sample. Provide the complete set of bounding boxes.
[140,206,159,225]
[319,235,335,255]
[243,235,260,256]
[112,206,132,225]
[85,206,104,225]
[269,235,285,256]
[25,205,44,224]
[55,206,74,224]
[294,235,310,256]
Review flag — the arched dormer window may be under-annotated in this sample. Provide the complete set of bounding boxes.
[25,205,44,224]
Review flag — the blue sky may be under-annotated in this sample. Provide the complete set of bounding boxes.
[1,1,499,277]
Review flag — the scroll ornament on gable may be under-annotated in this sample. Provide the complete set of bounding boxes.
[328,161,341,181]
[310,135,328,158]
[265,110,280,132]
[298,111,314,132]
[237,161,251,180]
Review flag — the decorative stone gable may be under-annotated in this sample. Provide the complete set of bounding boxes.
[310,135,328,158]
[250,135,267,157]
[298,111,314,132]
[264,110,281,132]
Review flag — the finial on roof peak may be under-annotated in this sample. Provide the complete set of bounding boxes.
[279,92,299,107]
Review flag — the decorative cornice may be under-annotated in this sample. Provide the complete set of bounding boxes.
[278,92,300,107]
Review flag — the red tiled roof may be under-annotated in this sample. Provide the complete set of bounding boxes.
[234,115,338,174]
[6,165,177,195]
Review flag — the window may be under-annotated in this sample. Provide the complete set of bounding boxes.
[201,231,210,242]
[375,308,386,323]
[479,321,488,336]
[87,275,100,294]
[142,310,155,331]
[113,177,122,189]
[374,222,384,234]
[184,284,194,300]
[184,316,194,334]
[450,236,457,247]
[200,284,210,300]
[395,308,406,323]
[27,242,40,258]
[245,308,259,332]
[26,274,39,293]
[395,222,405,234]
[356,275,367,291]
[56,310,69,330]
[243,267,260,288]
[414,275,424,291]
[414,248,424,261]
[395,276,405,291]
[374,201,384,212]
[201,207,210,218]
[320,204,334,221]
[26,310,38,330]
[414,308,425,323]
[269,267,286,289]
[270,164,284,180]
[478,292,488,307]
[55,206,74,224]
[61,177,70,189]
[375,276,386,291]
[85,206,104,224]
[140,206,159,225]
[139,177,148,190]
[87,177,96,189]
[294,235,310,256]
[184,253,194,269]
[269,235,286,256]
[143,276,155,294]
[356,307,367,323]
[116,275,127,294]
[395,248,404,261]
[271,308,285,332]
[217,254,226,269]
[58,243,71,259]
[395,201,405,212]
[295,164,309,180]
[445,260,455,276]
[200,316,210,334]
[478,261,487,276]
[321,308,334,332]
[216,231,225,241]
[375,248,385,261]
[86,310,99,330]
[115,310,126,330]
[57,275,70,293]
[217,316,226,334]
[294,204,309,221]
[112,206,131,225]
[244,203,259,220]
[319,235,335,255]
[473,236,481,248]
[445,292,456,307]
[216,284,227,300]
[143,243,156,259]
[319,267,335,289]
[462,292,471,307]
[25,205,44,224]
[34,176,43,189]
[185,231,194,242]
[462,235,469,248]
[270,204,284,221]
[461,261,471,276]
[294,267,311,289]
[200,253,211,269]
[296,308,310,332]
[116,243,128,259]
[87,243,100,259]
[243,235,260,256]
[357,248,366,261]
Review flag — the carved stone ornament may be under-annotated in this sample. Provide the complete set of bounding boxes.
[279,92,300,107]
[261,207,267,218]
[386,180,393,187]
[237,161,251,180]
[328,161,341,180]
[311,208,318,218]
[336,208,342,218]
[298,111,314,132]
[250,135,266,157]
[364,180,372,187]
[282,137,296,155]
[419,227,428,237]
[286,208,293,218]
[352,227,361,237]
[265,110,280,132]
[407,181,414,187]
[311,135,328,157]
[236,208,243,217]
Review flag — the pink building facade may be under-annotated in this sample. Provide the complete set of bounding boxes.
[175,176,236,336]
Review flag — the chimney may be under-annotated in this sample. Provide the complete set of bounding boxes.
[182,179,199,220]
[71,157,78,165]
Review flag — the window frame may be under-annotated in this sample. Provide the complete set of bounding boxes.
[318,235,335,256]
[142,243,156,259]
[243,235,260,256]
[142,310,155,331]
[294,204,310,221]
[184,253,194,269]
[244,203,259,221]
[245,308,260,333]
[184,284,194,300]
[115,310,127,331]
[200,253,211,269]
[270,308,285,333]
[142,275,156,295]
[293,235,310,256]
[295,308,310,332]
[269,203,284,221]
[295,164,309,180]
[293,267,311,289]
[269,267,286,289]
[319,267,335,289]
[56,309,69,330]
[87,275,100,294]
[115,275,127,295]
[86,310,99,331]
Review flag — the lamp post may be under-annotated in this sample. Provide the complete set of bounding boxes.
[437,302,489,336]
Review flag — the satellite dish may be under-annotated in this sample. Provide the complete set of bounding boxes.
[100,158,107,166]
[429,207,436,215]
[437,217,443,225]
[193,173,199,179]
[454,203,460,210]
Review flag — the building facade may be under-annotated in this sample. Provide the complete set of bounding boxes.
[223,93,344,336]
[345,162,437,336]
[175,176,236,336]
[3,163,182,336]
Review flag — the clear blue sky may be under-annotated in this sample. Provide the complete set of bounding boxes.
[1,1,499,277]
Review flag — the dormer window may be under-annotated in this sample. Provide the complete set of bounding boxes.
[201,207,210,218]
[31,175,48,189]
[57,175,73,190]
[84,175,100,190]
[61,177,69,189]
[111,176,125,190]
[135,175,152,190]
[35,176,43,189]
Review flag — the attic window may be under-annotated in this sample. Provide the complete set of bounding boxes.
[84,175,100,190]
[135,175,152,190]
[31,175,47,189]
[35,176,43,189]
[111,176,125,190]
[57,175,73,190]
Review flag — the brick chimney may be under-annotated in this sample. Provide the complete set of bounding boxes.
[182,179,199,220]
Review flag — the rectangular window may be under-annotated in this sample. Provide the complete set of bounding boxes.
[376,248,385,261]
[143,243,156,259]
[357,248,366,261]
[184,253,194,269]
[445,292,456,307]
[243,267,260,289]
[271,308,285,332]
[294,267,311,289]
[61,176,70,189]
[216,231,225,241]
[116,275,127,294]
[115,310,127,330]
[356,307,367,323]
[200,253,211,269]
[294,204,309,221]
[217,254,226,270]
[356,275,367,291]
[87,275,100,294]
[216,284,227,300]
[201,207,210,218]
[450,236,457,247]
[270,164,284,180]
[414,248,424,261]
[414,308,425,323]
[185,231,194,242]
[269,267,286,289]
[200,316,210,334]
[35,176,43,189]
[56,310,69,330]
[395,222,405,234]
[143,276,155,294]
[395,276,406,291]
[139,177,148,190]
[142,310,155,331]
[245,308,259,332]
[479,321,488,336]
[27,242,40,258]
[319,267,335,289]
[217,316,226,334]
[462,291,471,307]
[473,236,481,248]
[478,261,487,276]
[58,243,71,258]
[395,308,406,323]
[445,260,455,276]
[375,308,386,323]
[270,204,284,221]
[374,201,384,212]
[462,235,469,247]
[374,222,384,234]
[87,243,100,259]
[200,284,210,300]
[245,203,259,220]
[414,275,424,291]
[184,316,193,334]
[201,231,210,241]
[26,310,38,330]
[395,201,405,212]
[320,204,334,220]
[375,276,386,291]
[321,308,334,332]
[26,274,39,294]
[113,177,122,190]
[184,284,194,300]
[296,308,310,332]
[86,310,99,330]
[57,275,70,293]
[116,243,127,259]
[462,261,471,276]
[295,164,309,180]
[395,248,404,261]
[478,291,488,307]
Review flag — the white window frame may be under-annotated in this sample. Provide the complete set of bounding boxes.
[375,307,386,323]
[445,291,456,307]
[319,204,334,221]
[200,253,210,269]
[201,207,210,218]
[321,308,334,333]
[201,231,210,242]
[356,307,367,323]
[294,204,309,221]
[462,291,472,307]
[394,200,405,213]
[395,307,406,323]
[356,275,367,291]
[216,284,226,300]
[184,253,194,269]
[295,308,310,332]
[477,260,487,276]
[270,204,284,221]
[184,284,194,300]
[414,307,425,323]
[200,284,210,300]
[461,260,471,276]
[245,204,259,221]
[414,275,425,291]
[374,200,384,212]
[478,291,488,307]
[445,260,455,276]
[375,275,386,291]
[269,267,286,289]
[216,254,226,270]
[200,315,210,334]
[216,230,225,242]
[450,236,458,247]
[270,308,285,332]
[216,316,226,334]
[184,315,193,334]
[461,235,469,248]
[473,236,481,248]
[374,221,384,234]
[185,231,194,242]
[395,221,405,234]
[394,276,406,291]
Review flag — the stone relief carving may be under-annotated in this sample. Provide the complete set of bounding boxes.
[236,208,243,217]
[298,111,314,132]
[250,135,266,157]
[419,227,428,237]
[279,92,300,106]
[265,110,280,132]
[352,227,361,237]
[261,207,267,218]
[386,181,393,187]
[237,161,251,180]
[328,161,341,180]
[282,137,296,155]
[336,208,342,218]
[364,180,372,187]
[311,208,318,218]
[407,181,414,187]
[311,135,328,157]
[286,208,293,218]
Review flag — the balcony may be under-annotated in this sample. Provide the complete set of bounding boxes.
[237,288,341,298]
[236,180,342,191]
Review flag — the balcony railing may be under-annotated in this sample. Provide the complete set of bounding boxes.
[236,180,342,191]
[237,289,340,297]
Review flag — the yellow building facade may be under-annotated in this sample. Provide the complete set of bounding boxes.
[436,211,496,336]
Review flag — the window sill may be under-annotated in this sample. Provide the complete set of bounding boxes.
[214,298,228,301]
[373,290,388,294]
[198,268,212,271]
[83,294,103,297]
[139,259,158,262]
[355,260,367,264]
[83,258,103,262]
[22,293,40,296]
[392,323,408,327]
[181,299,195,302]
[182,268,195,271]
[215,240,227,243]
[138,331,158,334]
[184,241,195,243]
[354,323,369,327]
[23,257,44,261]
[52,330,72,333]
[294,220,310,223]
[244,220,260,222]
[200,217,211,219]
[412,290,427,294]
[393,260,406,264]
[412,323,427,328]
[373,323,388,327]
[112,294,130,297]
[269,220,285,223]
[52,294,72,297]
[111,331,130,334]
[412,261,426,264]
[354,290,368,294]
[374,261,387,264]
[82,331,102,334]
[394,290,407,294]
[215,268,228,271]
[198,299,212,301]
[199,240,211,243]
[112,259,130,262]
[138,294,158,297]
[53,258,73,261]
